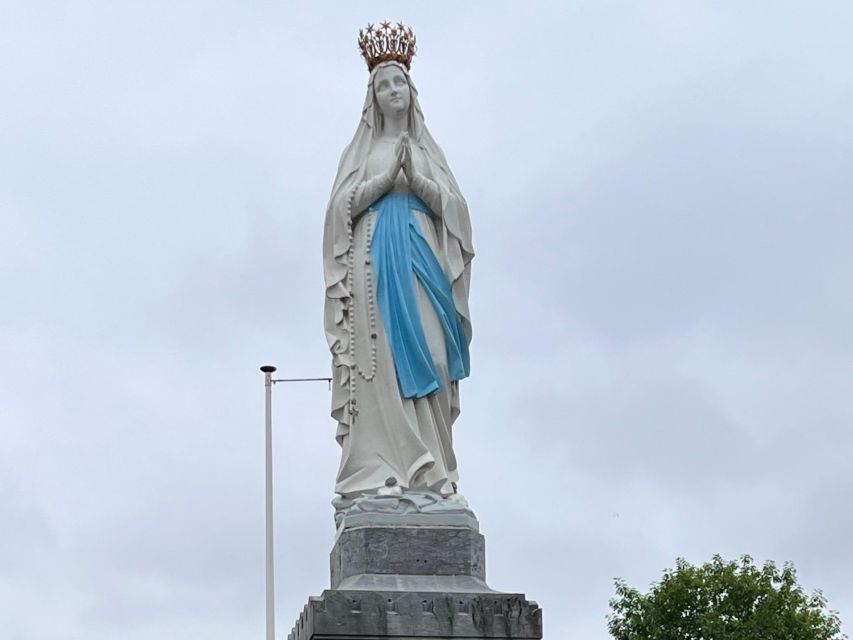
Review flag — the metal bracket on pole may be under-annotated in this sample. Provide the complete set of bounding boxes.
[272,376,333,389]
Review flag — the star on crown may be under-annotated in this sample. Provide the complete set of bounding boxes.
[357,20,417,71]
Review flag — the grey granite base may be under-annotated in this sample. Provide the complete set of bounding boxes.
[335,573,493,593]
[287,590,542,640]
[332,525,486,589]
[288,521,542,639]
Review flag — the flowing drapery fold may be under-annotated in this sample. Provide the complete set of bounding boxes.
[371,192,470,398]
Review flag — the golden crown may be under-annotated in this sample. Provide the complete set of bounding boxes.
[358,21,417,71]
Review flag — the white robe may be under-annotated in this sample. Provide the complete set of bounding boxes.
[322,62,474,499]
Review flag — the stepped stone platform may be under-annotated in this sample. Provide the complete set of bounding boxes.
[287,520,543,640]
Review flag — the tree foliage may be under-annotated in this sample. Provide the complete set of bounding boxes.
[608,555,845,640]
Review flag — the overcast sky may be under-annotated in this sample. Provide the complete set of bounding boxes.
[2,1,852,639]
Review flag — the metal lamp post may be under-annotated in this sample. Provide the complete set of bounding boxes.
[259,365,277,640]
[258,365,331,640]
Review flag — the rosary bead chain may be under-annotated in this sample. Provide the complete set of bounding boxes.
[358,213,378,382]
[345,190,381,421]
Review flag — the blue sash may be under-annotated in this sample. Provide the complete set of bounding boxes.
[370,192,470,398]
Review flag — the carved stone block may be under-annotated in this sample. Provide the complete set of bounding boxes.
[287,590,543,640]
[331,525,486,589]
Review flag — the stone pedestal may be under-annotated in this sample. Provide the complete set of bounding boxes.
[287,522,543,639]
[288,590,542,639]
[331,525,487,590]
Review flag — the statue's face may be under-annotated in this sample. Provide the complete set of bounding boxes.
[373,65,411,121]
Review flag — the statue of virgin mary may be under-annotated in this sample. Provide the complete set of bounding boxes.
[323,23,474,503]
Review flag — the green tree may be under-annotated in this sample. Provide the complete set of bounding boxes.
[608,555,845,640]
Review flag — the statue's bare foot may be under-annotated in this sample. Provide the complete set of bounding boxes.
[377,476,403,497]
